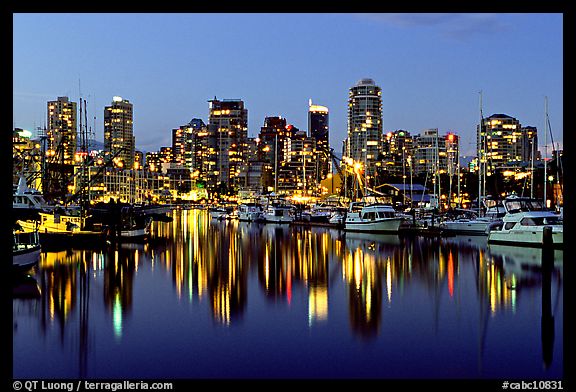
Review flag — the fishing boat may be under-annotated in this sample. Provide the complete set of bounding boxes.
[89,202,153,241]
[487,197,563,248]
[13,227,41,270]
[17,208,108,248]
[344,201,406,233]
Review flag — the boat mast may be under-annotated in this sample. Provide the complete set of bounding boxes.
[543,96,548,208]
[402,146,406,206]
[435,129,441,210]
[530,132,535,199]
[274,133,278,194]
[478,91,484,216]
[457,135,461,208]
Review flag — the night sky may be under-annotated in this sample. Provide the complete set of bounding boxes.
[13,13,563,157]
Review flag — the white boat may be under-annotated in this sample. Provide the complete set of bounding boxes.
[13,175,55,219]
[263,202,294,223]
[13,228,41,270]
[487,197,563,248]
[208,205,232,220]
[439,198,505,235]
[344,202,405,233]
[237,203,263,222]
[328,207,347,227]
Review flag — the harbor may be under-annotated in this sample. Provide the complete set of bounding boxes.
[13,13,564,383]
[13,208,563,379]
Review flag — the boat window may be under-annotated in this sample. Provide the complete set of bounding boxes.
[520,218,536,226]
[543,217,560,225]
[363,212,376,220]
[504,222,516,230]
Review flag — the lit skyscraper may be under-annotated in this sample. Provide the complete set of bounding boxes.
[47,96,77,165]
[104,96,135,169]
[477,114,534,171]
[345,78,383,182]
[308,100,330,182]
[208,98,248,191]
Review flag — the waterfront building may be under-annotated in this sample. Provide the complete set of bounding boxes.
[413,129,448,176]
[207,98,248,193]
[257,116,292,192]
[172,125,190,166]
[381,130,414,177]
[477,114,537,172]
[47,97,77,165]
[145,147,172,173]
[344,78,383,185]
[134,150,144,170]
[43,97,78,200]
[308,100,330,182]
[279,128,318,195]
[104,96,135,169]
[13,128,43,188]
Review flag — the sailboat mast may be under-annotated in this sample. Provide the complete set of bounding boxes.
[478,91,483,216]
[544,96,548,208]
[274,133,278,194]
[530,133,535,199]
[435,129,441,210]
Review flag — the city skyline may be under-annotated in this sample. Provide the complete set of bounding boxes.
[13,13,563,156]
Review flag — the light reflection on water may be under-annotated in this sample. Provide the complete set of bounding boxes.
[13,209,563,379]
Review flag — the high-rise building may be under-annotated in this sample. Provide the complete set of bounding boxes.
[172,125,189,166]
[520,126,539,163]
[208,98,248,192]
[477,114,531,171]
[279,128,317,195]
[414,129,443,175]
[308,100,330,182]
[345,78,383,183]
[47,96,77,165]
[104,96,135,169]
[381,130,414,176]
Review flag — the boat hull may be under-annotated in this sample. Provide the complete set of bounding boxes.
[488,227,563,248]
[344,217,405,233]
[13,245,41,270]
[440,219,493,235]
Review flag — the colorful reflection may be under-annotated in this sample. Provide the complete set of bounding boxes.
[15,209,563,377]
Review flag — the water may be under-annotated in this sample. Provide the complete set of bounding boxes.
[13,209,563,379]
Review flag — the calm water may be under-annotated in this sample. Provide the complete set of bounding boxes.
[13,209,563,379]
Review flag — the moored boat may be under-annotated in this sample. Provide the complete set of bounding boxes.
[344,202,405,233]
[487,197,563,248]
[17,209,108,249]
[237,202,264,222]
[13,228,41,270]
[262,202,294,224]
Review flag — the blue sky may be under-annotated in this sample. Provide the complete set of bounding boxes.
[13,13,563,156]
